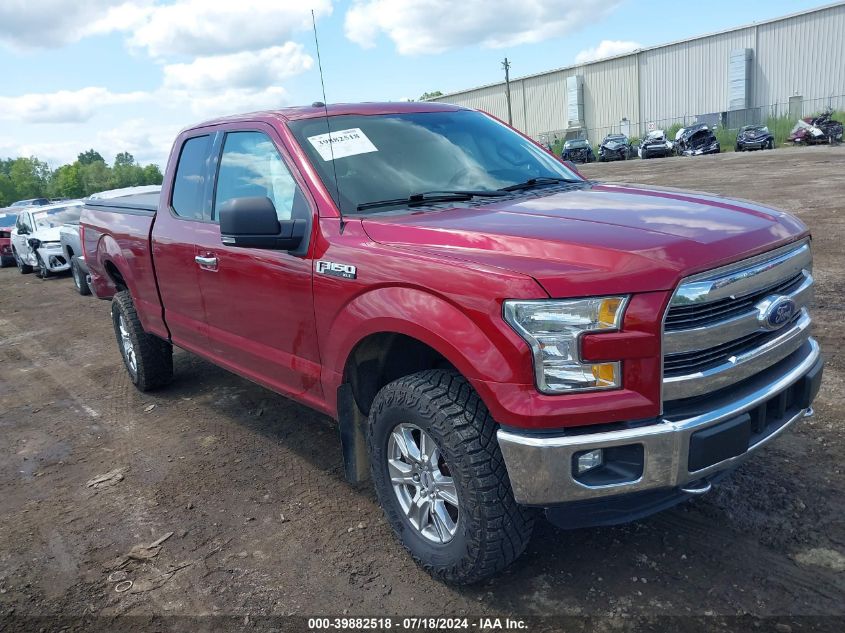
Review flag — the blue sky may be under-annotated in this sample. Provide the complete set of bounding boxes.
[0,0,830,168]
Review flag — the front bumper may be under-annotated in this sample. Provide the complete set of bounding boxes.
[37,246,70,272]
[497,339,822,507]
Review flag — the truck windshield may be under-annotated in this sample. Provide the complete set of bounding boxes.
[288,110,580,215]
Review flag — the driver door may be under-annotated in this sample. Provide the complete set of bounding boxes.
[12,211,34,265]
[192,127,322,401]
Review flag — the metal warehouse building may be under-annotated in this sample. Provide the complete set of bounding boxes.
[433,2,845,144]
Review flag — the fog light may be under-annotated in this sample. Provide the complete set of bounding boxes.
[576,449,603,474]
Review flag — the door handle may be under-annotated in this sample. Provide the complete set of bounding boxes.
[195,255,218,267]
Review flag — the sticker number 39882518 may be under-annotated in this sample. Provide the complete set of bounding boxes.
[307,128,378,162]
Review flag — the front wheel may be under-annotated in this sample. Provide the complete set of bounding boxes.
[111,290,173,391]
[368,370,535,584]
[14,249,33,274]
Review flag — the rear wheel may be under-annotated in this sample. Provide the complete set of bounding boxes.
[71,258,91,295]
[368,369,534,584]
[14,249,33,274]
[111,290,173,391]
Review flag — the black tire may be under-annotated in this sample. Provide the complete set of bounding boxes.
[368,369,535,584]
[111,290,173,391]
[13,249,33,274]
[71,258,91,296]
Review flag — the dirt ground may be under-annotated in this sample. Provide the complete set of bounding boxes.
[1,146,843,629]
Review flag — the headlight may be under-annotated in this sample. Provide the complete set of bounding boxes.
[503,296,628,394]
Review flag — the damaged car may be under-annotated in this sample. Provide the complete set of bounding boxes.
[10,200,83,278]
[735,125,774,151]
[0,210,18,267]
[597,133,632,161]
[638,129,673,159]
[674,123,720,156]
[788,108,843,145]
[561,138,595,163]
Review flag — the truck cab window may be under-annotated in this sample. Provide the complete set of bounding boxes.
[171,135,212,219]
[213,131,297,222]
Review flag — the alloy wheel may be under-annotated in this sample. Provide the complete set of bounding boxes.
[118,314,138,375]
[387,423,459,544]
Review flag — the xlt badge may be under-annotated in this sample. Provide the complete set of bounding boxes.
[316,260,357,280]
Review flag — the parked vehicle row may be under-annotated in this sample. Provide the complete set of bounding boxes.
[561,108,842,163]
[3,186,161,292]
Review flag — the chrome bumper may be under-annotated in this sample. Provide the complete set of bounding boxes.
[497,339,821,506]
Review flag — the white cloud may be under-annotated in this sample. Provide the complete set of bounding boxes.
[0,0,132,49]
[123,0,332,58]
[173,87,292,120]
[160,45,312,119]
[95,119,182,166]
[344,0,623,55]
[0,88,149,124]
[1,1,331,58]
[575,39,640,63]
[162,44,313,93]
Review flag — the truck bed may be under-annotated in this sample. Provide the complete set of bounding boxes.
[79,193,167,338]
[84,191,159,215]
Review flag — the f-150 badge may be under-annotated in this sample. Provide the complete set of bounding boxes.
[316,260,357,280]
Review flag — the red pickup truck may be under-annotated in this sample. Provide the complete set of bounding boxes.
[81,102,822,583]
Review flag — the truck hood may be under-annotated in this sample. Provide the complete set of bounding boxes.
[360,183,808,297]
[31,226,63,242]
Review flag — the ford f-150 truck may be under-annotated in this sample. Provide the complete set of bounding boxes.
[80,102,822,584]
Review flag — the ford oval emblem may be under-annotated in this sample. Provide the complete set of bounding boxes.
[758,296,797,330]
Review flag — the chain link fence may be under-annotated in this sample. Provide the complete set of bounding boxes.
[540,94,845,156]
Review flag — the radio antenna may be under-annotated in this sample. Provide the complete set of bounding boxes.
[311,9,345,233]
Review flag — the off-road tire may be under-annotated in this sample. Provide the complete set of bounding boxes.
[368,369,535,584]
[111,290,173,391]
[71,258,91,295]
[14,249,33,274]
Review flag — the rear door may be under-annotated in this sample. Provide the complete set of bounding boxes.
[192,125,322,400]
[149,133,218,355]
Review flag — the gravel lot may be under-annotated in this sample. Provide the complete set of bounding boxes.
[1,146,843,628]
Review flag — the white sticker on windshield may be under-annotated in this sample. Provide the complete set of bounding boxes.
[307,128,378,162]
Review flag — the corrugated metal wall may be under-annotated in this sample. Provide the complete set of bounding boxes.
[435,3,845,139]
[755,4,845,110]
[637,26,756,128]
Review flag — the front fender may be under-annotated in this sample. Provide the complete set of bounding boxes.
[322,285,537,415]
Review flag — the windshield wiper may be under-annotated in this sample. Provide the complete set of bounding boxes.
[356,189,507,212]
[498,176,581,192]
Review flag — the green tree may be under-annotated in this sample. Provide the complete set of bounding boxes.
[141,163,163,185]
[114,152,136,168]
[80,160,114,196]
[418,90,444,101]
[51,163,85,198]
[78,149,105,165]
[9,157,50,200]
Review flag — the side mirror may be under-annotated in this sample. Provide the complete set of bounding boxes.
[219,196,305,250]
[18,226,29,235]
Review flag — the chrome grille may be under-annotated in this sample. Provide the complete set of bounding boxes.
[664,313,801,376]
[663,240,814,402]
[664,272,804,331]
